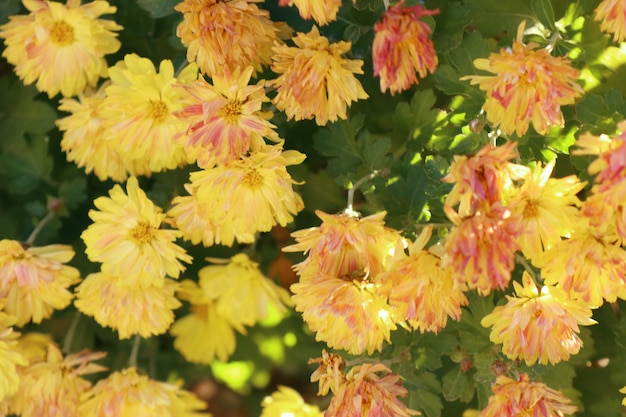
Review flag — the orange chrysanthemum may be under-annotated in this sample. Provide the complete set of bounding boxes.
[0,240,80,326]
[481,272,596,366]
[443,141,529,217]
[325,363,419,417]
[595,0,626,43]
[169,144,305,247]
[9,344,106,417]
[379,227,468,333]
[443,203,520,295]
[0,0,121,97]
[81,177,192,285]
[79,367,208,416]
[481,374,577,417]
[373,1,439,94]
[269,26,368,126]
[284,210,402,281]
[175,66,279,168]
[463,23,583,136]
[175,0,279,78]
[278,0,342,25]
[509,161,585,263]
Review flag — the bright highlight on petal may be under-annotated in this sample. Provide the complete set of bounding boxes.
[260,385,323,417]
[481,272,596,366]
[462,23,583,136]
[0,0,122,97]
[269,26,368,126]
[373,1,439,94]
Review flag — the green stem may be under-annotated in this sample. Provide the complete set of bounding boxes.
[516,253,539,285]
[62,311,82,354]
[26,211,55,246]
[345,170,380,217]
[128,335,142,368]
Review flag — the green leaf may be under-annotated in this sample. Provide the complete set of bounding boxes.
[0,78,57,141]
[466,0,534,41]
[313,115,364,179]
[0,134,54,194]
[431,1,471,54]
[409,388,443,417]
[442,365,476,402]
[575,93,610,126]
[393,89,439,148]
[136,0,180,18]
[448,31,491,76]
[384,165,429,228]
[0,0,20,25]
[361,132,392,171]
[531,0,557,30]
[58,177,87,211]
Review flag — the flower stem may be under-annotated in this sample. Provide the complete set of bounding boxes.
[26,211,55,246]
[345,170,380,217]
[62,311,82,354]
[546,31,559,53]
[128,335,142,368]
[383,0,390,9]
[516,253,539,285]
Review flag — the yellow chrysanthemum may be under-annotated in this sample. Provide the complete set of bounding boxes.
[57,83,129,182]
[81,176,192,285]
[481,272,596,366]
[79,367,209,417]
[101,54,198,175]
[620,386,626,406]
[15,332,54,363]
[0,308,27,403]
[169,144,305,247]
[175,0,279,78]
[278,0,342,25]
[308,350,346,396]
[373,2,439,94]
[595,0,626,43]
[481,374,576,417]
[269,26,368,126]
[0,240,80,326]
[261,385,323,417]
[326,363,419,417]
[509,161,585,263]
[462,23,583,136]
[541,220,626,308]
[9,344,106,417]
[175,66,279,168]
[74,271,181,339]
[380,227,468,333]
[283,210,402,281]
[291,275,396,355]
[170,282,238,364]
[0,0,121,97]
[443,203,520,296]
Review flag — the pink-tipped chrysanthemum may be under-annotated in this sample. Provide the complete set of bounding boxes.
[463,23,583,136]
[0,0,122,97]
[278,0,342,26]
[269,26,368,126]
[373,1,439,94]
[595,0,626,43]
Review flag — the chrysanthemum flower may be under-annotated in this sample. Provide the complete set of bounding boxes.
[540,220,626,307]
[278,0,342,25]
[443,203,520,295]
[79,367,208,416]
[169,144,305,246]
[481,272,596,366]
[443,142,529,217]
[309,350,345,396]
[57,83,129,182]
[175,66,279,168]
[261,385,323,417]
[481,374,577,417]
[175,0,279,78]
[74,271,181,339]
[595,0,626,43]
[373,2,439,94]
[284,210,402,281]
[0,308,27,402]
[291,275,396,355]
[379,227,468,333]
[620,386,626,406]
[509,161,585,263]
[170,281,238,364]
[9,344,106,417]
[0,0,122,97]
[0,240,80,326]
[81,177,192,285]
[269,26,368,126]
[462,23,583,136]
[101,54,198,175]
[326,363,419,417]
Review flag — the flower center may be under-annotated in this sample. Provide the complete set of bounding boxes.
[242,169,263,187]
[129,222,154,245]
[523,199,539,218]
[49,21,75,46]
[218,100,243,124]
[148,100,169,124]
